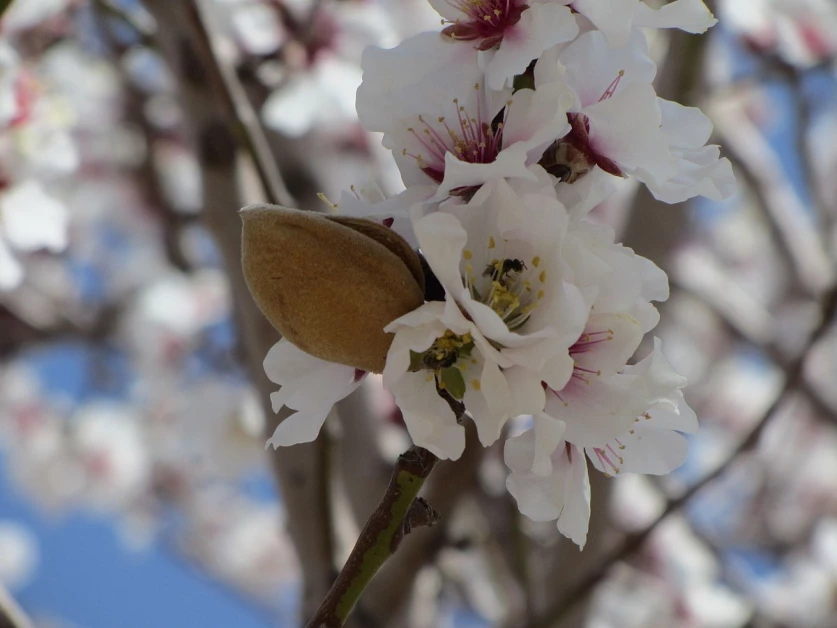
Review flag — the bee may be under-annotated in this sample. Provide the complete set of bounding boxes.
[422,349,460,370]
[484,258,527,283]
[538,141,592,184]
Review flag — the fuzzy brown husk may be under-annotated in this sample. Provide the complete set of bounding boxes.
[240,205,425,374]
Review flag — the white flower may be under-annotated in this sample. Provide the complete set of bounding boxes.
[0,180,69,290]
[430,0,579,90]
[358,37,573,200]
[71,404,151,513]
[641,99,735,203]
[261,1,399,137]
[536,30,674,185]
[588,339,699,477]
[505,339,696,548]
[264,338,366,448]
[418,176,588,392]
[382,176,588,456]
[384,300,494,459]
[536,30,733,203]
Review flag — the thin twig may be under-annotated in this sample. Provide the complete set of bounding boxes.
[778,61,835,251]
[187,0,296,208]
[528,284,837,628]
[306,445,440,628]
[0,584,33,628]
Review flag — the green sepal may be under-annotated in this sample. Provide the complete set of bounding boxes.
[408,350,425,372]
[512,72,535,93]
[439,366,466,400]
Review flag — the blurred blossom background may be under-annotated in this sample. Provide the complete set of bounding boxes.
[0,0,835,627]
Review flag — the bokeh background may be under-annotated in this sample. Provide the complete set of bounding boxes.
[1,1,836,627]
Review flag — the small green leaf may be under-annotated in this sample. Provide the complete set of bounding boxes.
[439,367,466,400]
[512,71,535,93]
[408,350,425,372]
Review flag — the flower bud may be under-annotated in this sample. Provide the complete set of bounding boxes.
[240,204,425,374]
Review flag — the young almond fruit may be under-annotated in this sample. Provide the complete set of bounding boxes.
[240,204,425,374]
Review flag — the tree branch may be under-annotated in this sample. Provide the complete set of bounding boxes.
[0,585,32,628]
[185,0,296,208]
[306,445,440,628]
[142,0,338,618]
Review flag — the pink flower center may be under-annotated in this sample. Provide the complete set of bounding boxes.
[441,0,529,51]
[544,329,613,403]
[403,87,509,195]
[540,71,628,182]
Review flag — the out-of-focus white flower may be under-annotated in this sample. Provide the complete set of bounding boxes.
[720,0,837,66]
[0,50,78,290]
[261,1,400,137]
[70,404,151,513]
[165,381,266,479]
[0,521,38,591]
[2,0,70,32]
[0,180,69,289]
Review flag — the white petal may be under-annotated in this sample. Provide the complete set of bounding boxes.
[464,359,511,447]
[505,366,547,416]
[571,0,640,47]
[585,85,674,180]
[357,32,481,134]
[1,181,69,252]
[390,371,465,460]
[266,405,331,447]
[555,444,591,548]
[547,372,645,447]
[484,3,578,90]
[413,210,468,298]
[634,0,717,34]
[532,413,566,476]
[590,427,690,476]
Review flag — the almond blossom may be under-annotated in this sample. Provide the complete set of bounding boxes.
[431,0,579,89]
[250,0,734,549]
[535,29,734,203]
[505,339,697,547]
[358,47,573,201]
[0,42,77,290]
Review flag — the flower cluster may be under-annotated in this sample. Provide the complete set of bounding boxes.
[0,33,78,290]
[251,0,733,546]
